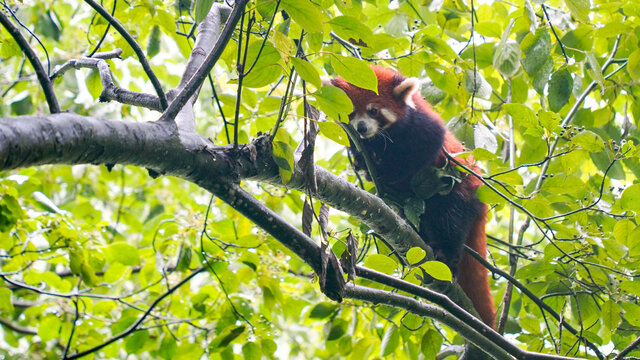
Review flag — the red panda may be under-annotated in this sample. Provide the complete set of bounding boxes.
[330,66,495,328]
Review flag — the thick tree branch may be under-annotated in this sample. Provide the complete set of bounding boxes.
[166,3,233,132]
[83,0,168,110]
[160,0,248,124]
[0,114,603,358]
[345,284,511,360]
[1,115,441,305]
[345,284,585,360]
[0,9,60,114]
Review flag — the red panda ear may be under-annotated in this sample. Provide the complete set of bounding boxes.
[393,78,419,105]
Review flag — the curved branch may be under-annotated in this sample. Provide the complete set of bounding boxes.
[464,246,604,359]
[0,114,604,359]
[0,10,60,113]
[65,268,205,359]
[51,50,163,111]
[160,0,248,123]
[345,284,512,360]
[83,0,168,110]
[345,284,585,360]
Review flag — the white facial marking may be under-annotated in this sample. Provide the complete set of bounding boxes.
[351,114,378,138]
[380,108,397,125]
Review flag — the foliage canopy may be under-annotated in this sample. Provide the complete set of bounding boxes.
[1,0,640,359]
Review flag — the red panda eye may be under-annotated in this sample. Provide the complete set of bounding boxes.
[348,113,355,120]
[368,108,378,116]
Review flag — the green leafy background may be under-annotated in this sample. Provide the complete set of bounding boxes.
[1,0,640,358]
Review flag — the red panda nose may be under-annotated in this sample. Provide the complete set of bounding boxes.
[356,122,368,135]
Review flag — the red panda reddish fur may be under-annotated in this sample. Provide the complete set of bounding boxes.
[332,66,494,328]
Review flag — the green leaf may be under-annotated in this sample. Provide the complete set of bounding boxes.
[328,16,373,47]
[273,30,295,61]
[475,184,506,205]
[314,85,353,121]
[494,42,521,78]
[403,197,425,228]
[420,261,452,282]
[176,243,192,271]
[86,69,102,100]
[159,335,178,359]
[621,302,640,327]
[620,184,640,212]
[602,300,621,330]
[10,95,33,116]
[309,302,337,319]
[242,342,261,360]
[326,318,347,340]
[105,242,141,266]
[209,325,246,351]
[627,49,640,81]
[380,325,400,357]
[565,0,591,22]
[493,20,520,78]
[261,339,277,357]
[272,130,294,184]
[125,330,149,354]
[242,64,282,88]
[0,288,14,312]
[330,55,378,93]
[407,247,426,265]
[571,130,604,152]
[38,315,61,342]
[0,194,24,232]
[548,69,573,112]
[147,25,161,58]
[291,58,321,89]
[363,254,397,275]
[194,0,214,24]
[521,29,552,94]
[464,70,492,99]
[281,0,324,33]
[421,329,443,358]
[0,37,21,58]
[504,104,537,127]
[422,36,458,62]
[620,281,640,296]
[317,121,350,146]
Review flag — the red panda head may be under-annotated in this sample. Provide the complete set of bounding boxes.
[329,66,420,138]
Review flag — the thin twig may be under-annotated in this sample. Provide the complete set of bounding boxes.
[542,4,569,64]
[83,0,168,110]
[464,247,604,359]
[87,0,117,57]
[65,268,205,359]
[0,8,60,113]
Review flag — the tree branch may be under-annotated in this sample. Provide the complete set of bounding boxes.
[0,317,37,335]
[83,0,168,110]
[345,284,585,360]
[50,49,163,111]
[65,267,205,359]
[160,0,248,124]
[0,9,60,113]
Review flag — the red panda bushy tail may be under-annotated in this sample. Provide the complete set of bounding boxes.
[456,204,495,328]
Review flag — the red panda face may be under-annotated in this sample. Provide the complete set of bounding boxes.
[328,66,420,139]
